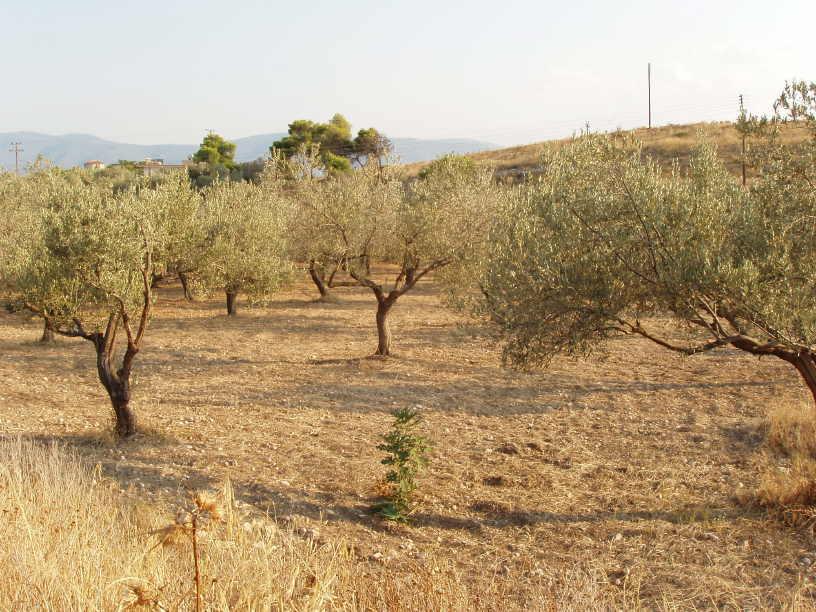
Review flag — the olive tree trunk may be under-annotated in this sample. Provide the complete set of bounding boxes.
[308,260,331,299]
[40,318,55,343]
[226,290,238,316]
[350,262,443,357]
[375,298,394,356]
[790,353,816,406]
[95,345,137,438]
[179,272,194,301]
[654,332,816,408]
[55,275,152,440]
[724,336,816,407]
[327,261,342,288]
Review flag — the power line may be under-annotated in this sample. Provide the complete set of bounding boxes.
[8,142,23,175]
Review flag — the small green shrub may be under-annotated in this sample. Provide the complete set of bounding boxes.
[374,408,430,522]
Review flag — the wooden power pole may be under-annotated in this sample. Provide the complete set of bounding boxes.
[647,63,652,129]
[8,142,23,175]
[739,94,747,187]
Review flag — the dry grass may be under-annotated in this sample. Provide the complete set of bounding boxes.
[402,121,812,179]
[2,275,816,608]
[0,437,361,610]
[0,438,621,610]
[765,402,816,459]
[755,403,816,532]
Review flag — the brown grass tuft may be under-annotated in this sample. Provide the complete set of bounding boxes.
[765,402,816,458]
[756,403,816,529]
[757,456,816,528]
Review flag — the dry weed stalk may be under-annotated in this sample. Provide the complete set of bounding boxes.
[153,490,224,611]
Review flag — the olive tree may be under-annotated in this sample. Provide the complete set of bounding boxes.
[482,84,816,403]
[10,173,190,437]
[0,172,32,326]
[196,180,291,315]
[304,155,498,356]
[151,181,203,300]
[294,189,350,302]
[265,146,351,301]
[0,167,87,342]
[0,171,30,299]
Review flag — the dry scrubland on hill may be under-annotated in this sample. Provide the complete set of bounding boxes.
[2,275,816,609]
[404,121,812,178]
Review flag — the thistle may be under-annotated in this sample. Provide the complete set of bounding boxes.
[152,490,224,612]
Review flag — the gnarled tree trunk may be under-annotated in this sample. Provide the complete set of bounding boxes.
[40,318,55,343]
[375,298,394,356]
[226,290,238,316]
[349,262,442,357]
[95,346,137,438]
[308,260,331,299]
[327,260,342,288]
[53,259,152,440]
[179,272,194,301]
[727,336,816,406]
[789,353,816,406]
[107,376,136,438]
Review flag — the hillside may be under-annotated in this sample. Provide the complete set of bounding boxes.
[404,121,812,178]
[10,122,808,177]
[0,132,497,169]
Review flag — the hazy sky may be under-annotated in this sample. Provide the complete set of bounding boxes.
[2,0,813,146]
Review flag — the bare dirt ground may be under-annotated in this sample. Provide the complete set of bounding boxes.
[1,274,815,609]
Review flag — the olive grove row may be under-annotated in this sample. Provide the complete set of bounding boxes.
[1,81,814,440]
[0,150,499,437]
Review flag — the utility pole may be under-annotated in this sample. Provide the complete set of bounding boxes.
[739,94,747,187]
[8,142,23,175]
[647,63,652,129]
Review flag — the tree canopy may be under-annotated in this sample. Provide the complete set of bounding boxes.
[193,133,238,169]
[196,179,292,315]
[271,114,393,174]
[480,80,816,402]
[351,128,393,168]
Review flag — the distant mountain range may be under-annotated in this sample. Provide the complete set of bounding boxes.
[0,132,498,170]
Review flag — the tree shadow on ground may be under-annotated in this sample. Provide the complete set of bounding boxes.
[1,432,762,539]
[718,422,766,454]
[466,500,757,528]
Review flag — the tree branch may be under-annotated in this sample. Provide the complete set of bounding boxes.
[349,268,384,301]
[618,318,742,355]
